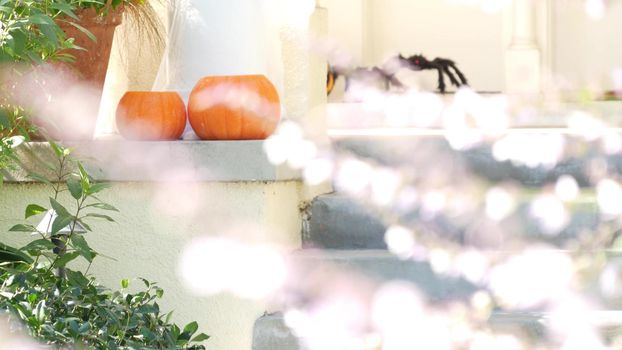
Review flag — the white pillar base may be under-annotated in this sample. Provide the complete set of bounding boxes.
[505,47,541,95]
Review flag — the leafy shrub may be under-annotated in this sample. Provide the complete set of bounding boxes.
[0,142,208,349]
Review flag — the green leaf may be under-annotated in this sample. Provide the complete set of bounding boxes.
[137,304,159,314]
[25,204,47,219]
[85,203,119,212]
[49,141,64,158]
[65,21,96,42]
[51,215,73,235]
[34,300,46,323]
[68,319,80,334]
[39,24,59,45]
[191,333,210,342]
[141,327,156,341]
[77,163,90,191]
[53,251,80,268]
[0,242,33,264]
[27,173,52,185]
[83,213,114,222]
[29,14,56,26]
[77,219,92,232]
[183,321,199,336]
[171,324,181,340]
[25,52,43,64]
[86,183,112,195]
[49,3,79,20]
[67,178,82,200]
[9,224,36,232]
[10,30,26,55]
[0,109,10,129]
[78,322,90,334]
[66,270,90,287]
[70,235,94,263]
[49,198,71,218]
[121,279,129,289]
[21,239,56,252]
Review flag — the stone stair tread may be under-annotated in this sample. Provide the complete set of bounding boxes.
[252,313,302,350]
[333,136,622,187]
[306,193,387,250]
[306,193,600,250]
[289,249,477,300]
[252,310,622,350]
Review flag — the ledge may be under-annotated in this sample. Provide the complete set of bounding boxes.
[326,100,622,130]
[3,141,301,183]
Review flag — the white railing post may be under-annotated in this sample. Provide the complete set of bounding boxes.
[505,0,541,95]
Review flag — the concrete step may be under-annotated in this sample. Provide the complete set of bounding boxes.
[333,135,622,187]
[253,310,622,350]
[306,193,600,250]
[287,249,477,301]
[252,313,302,350]
[252,249,476,350]
[305,193,387,249]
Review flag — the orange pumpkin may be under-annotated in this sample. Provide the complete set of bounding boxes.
[188,75,281,140]
[116,91,187,141]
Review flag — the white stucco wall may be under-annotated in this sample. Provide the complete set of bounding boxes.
[0,181,303,350]
[322,0,506,93]
[322,0,622,94]
[553,0,622,90]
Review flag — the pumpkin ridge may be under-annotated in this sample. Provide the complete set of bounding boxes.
[157,96,165,140]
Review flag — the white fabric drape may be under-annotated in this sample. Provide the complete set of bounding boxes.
[152,0,284,100]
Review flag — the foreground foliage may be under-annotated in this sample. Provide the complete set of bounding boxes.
[0,143,208,349]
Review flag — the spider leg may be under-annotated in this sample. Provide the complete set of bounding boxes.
[441,64,461,88]
[447,61,469,86]
[431,63,447,93]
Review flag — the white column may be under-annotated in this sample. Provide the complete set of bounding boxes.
[511,0,537,48]
[505,0,541,94]
[280,5,328,139]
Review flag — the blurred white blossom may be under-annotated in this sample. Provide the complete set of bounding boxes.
[179,238,286,299]
[384,225,416,259]
[530,194,570,235]
[493,133,565,168]
[489,249,574,309]
[555,175,580,202]
[597,179,622,217]
[585,0,606,20]
[485,187,516,221]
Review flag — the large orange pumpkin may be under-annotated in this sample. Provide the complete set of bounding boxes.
[116,91,187,141]
[188,75,281,140]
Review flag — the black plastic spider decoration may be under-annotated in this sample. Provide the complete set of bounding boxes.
[396,53,468,93]
[327,53,468,95]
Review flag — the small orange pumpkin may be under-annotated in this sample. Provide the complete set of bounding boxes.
[188,75,281,140]
[116,91,187,141]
